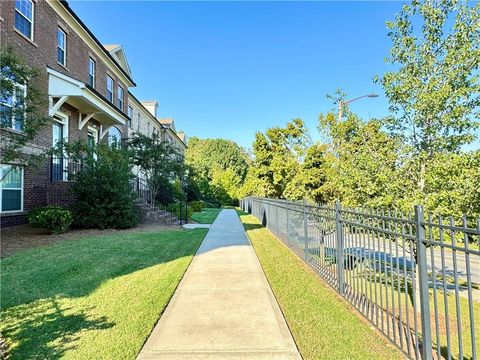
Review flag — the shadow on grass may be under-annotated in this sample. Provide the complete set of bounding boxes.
[2,299,113,359]
[0,229,206,359]
[236,209,265,231]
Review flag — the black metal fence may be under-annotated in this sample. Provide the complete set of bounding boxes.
[133,177,188,225]
[241,197,479,360]
[50,157,83,181]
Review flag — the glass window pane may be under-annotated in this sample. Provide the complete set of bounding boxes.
[16,0,32,21]
[108,127,122,148]
[15,11,32,39]
[89,58,95,74]
[2,190,21,211]
[2,167,21,188]
[57,29,65,48]
[1,104,12,127]
[53,122,63,146]
[57,48,64,64]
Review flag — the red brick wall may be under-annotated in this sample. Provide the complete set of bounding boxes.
[0,0,129,145]
[0,0,130,225]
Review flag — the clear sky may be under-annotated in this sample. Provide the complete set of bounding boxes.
[70,1,406,148]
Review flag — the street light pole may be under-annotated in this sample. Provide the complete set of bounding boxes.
[338,93,379,122]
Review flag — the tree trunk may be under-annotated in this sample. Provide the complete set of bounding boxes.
[418,158,426,193]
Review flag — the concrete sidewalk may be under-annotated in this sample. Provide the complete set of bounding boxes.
[137,209,301,360]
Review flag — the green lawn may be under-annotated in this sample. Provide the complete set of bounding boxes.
[0,229,208,359]
[191,207,221,224]
[236,209,403,360]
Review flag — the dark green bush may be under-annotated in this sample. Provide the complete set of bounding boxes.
[28,206,73,234]
[72,145,138,229]
[188,200,205,213]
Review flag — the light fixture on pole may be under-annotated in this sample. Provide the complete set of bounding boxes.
[338,93,379,122]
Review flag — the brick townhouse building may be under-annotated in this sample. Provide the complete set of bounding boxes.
[0,0,186,226]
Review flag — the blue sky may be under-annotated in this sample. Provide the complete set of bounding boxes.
[71,1,405,148]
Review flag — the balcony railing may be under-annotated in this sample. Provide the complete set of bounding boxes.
[50,157,83,182]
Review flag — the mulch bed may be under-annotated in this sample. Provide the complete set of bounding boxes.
[1,222,181,258]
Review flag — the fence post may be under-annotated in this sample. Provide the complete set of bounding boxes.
[414,205,433,360]
[286,203,290,244]
[335,201,345,295]
[275,201,279,236]
[303,199,309,261]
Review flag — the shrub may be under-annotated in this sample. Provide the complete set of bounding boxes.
[28,206,73,234]
[72,145,138,229]
[188,200,205,213]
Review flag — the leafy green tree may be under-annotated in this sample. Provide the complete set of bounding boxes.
[284,143,330,203]
[72,144,138,229]
[374,0,480,192]
[128,132,183,203]
[397,150,480,221]
[247,119,311,199]
[185,137,250,202]
[319,111,402,208]
[1,47,51,166]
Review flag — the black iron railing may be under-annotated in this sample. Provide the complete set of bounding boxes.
[50,157,83,182]
[132,176,188,225]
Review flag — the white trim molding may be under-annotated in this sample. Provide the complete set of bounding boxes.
[47,68,127,128]
[49,95,69,116]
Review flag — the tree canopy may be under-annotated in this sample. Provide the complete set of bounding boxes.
[185,137,250,204]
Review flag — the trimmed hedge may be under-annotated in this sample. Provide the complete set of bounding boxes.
[28,206,73,234]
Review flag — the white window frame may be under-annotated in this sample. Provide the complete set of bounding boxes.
[57,27,67,66]
[108,126,122,148]
[88,126,99,160]
[1,82,26,132]
[52,112,69,146]
[106,76,114,102]
[0,164,24,213]
[51,112,69,181]
[88,57,96,88]
[117,85,124,110]
[15,0,34,41]
[127,106,133,128]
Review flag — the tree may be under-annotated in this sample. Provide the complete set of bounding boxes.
[284,143,330,203]
[1,47,51,167]
[185,137,250,203]
[128,132,184,204]
[72,144,138,229]
[247,119,311,199]
[318,110,401,208]
[374,0,480,192]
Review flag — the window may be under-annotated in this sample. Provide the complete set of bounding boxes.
[106,76,114,102]
[87,128,98,148]
[127,106,133,128]
[108,127,122,148]
[137,113,141,131]
[57,28,66,66]
[0,82,26,131]
[0,165,23,212]
[88,57,96,87]
[117,85,124,110]
[51,114,69,180]
[15,0,33,40]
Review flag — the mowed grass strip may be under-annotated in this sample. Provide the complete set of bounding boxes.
[191,207,222,224]
[0,228,208,360]
[237,210,403,360]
